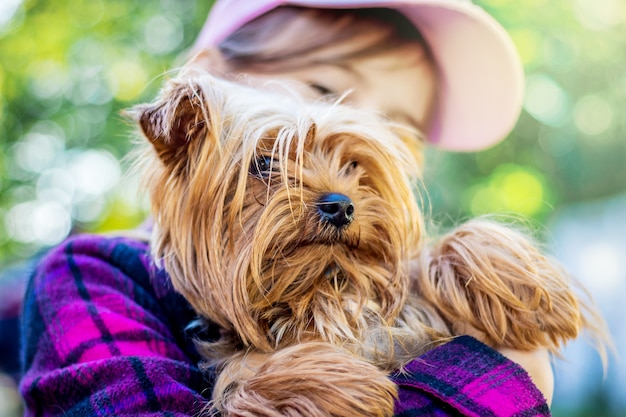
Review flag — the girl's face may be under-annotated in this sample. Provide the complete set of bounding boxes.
[273,41,437,135]
[211,33,437,136]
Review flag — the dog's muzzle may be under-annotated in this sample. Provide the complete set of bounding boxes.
[317,193,354,228]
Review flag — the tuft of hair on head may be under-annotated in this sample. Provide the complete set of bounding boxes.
[207,342,397,417]
[413,216,612,369]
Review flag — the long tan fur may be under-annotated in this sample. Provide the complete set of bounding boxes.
[413,218,609,363]
[131,67,608,416]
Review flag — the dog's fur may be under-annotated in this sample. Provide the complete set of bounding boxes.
[131,68,607,416]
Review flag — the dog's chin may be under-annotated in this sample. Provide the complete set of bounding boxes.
[298,229,360,249]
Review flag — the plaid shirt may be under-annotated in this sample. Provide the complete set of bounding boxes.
[20,234,550,416]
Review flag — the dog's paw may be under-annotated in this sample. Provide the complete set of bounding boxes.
[414,218,589,352]
[210,342,396,417]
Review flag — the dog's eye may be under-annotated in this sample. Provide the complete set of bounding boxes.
[250,155,277,178]
[344,161,358,175]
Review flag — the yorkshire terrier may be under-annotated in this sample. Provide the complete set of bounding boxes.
[131,68,607,417]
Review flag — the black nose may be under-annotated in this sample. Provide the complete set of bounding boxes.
[317,193,354,228]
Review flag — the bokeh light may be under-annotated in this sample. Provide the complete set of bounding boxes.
[28,60,68,100]
[524,73,569,127]
[106,60,150,102]
[578,242,623,293]
[573,0,625,31]
[573,94,614,137]
[5,200,71,246]
[0,0,23,31]
[144,15,184,55]
[465,164,550,218]
[13,131,64,174]
[0,374,22,417]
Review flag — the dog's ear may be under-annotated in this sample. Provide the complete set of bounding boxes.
[135,84,208,165]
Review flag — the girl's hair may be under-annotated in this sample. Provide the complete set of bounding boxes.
[218,7,431,73]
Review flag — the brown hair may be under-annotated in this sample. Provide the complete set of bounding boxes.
[219,7,431,73]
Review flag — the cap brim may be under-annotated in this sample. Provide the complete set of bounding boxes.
[398,2,524,151]
[194,0,524,151]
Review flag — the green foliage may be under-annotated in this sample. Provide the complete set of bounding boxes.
[0,0,212,262]
[424,0,626,230]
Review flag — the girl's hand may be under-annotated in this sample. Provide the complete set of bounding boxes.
[497,346,554,406]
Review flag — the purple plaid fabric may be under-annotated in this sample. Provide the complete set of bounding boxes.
[392,337,551,416]
[20,234,550,416]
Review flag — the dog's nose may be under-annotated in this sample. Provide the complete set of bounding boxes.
[317,193,354,228]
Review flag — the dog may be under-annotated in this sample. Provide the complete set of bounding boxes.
[131,68,607,416]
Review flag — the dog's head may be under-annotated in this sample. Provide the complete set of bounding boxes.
[133,70,424,352]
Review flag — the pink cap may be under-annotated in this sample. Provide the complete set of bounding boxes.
[194,0,525,151]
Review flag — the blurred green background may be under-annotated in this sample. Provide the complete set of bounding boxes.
[0,0,624,416]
